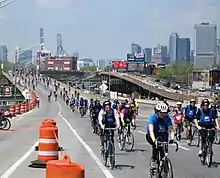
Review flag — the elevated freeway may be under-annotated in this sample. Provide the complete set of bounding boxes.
[99,72,214,102]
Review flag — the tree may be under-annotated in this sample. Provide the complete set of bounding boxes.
[155,62,194,84]
[80,66,97,72]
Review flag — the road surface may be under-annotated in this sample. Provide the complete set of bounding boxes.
[0,83,220,178]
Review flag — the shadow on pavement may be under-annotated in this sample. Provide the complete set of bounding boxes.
[115,164,135,170]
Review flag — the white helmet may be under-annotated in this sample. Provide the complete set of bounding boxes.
[176,101,182,105]
[155,102,168,112]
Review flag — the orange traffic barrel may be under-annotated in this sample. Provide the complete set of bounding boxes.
[10,105,15,117]
[25,103,29,112]
[15,104,20,114]
[37,125,59,162]
[20,104,25,114]
[29,102,33,110]
[46,154,85,178]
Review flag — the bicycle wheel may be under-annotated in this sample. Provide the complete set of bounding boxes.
[175,126,181,141]
[109,141,115,170]
[192,129,200,147]
[124,131,134,152]
[2,118,11,130]
[206,143,213,167]
[117,131,124,150]
[162,158,174,178]
[103,140,109,166]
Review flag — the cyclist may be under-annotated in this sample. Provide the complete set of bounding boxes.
[91,100,102,132]
[69,97,75,109]
[194,99,219,157]
[36,97,40,108]
[120,104,135,129]
[173,101,184,126]
[163,98,170,112]
[146,102,175,170]
[98,101,120,154]
[112,99,119,110]
[84,98,89,113]
[48,91,52,102]
[184,99,198,143]
[118,101,126,113]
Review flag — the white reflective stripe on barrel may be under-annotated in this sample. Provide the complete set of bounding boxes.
[39,138,57,144]
[38,151,58,156]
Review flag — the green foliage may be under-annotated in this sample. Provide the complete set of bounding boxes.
[80,66,97,72]
[155,62,194,84]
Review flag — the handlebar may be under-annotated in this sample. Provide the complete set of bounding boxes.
[156,141,179,152]
[104,128,118,131]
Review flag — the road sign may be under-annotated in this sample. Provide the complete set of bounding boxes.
[99,83,108,93]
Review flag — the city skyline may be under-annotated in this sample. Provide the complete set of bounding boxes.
[0,0,220,60]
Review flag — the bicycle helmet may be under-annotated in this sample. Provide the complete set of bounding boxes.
[103,101,111,108]
[201,99,209,106]
[176,101,182,105]
[155,102,168,113]
[190,99,195,103]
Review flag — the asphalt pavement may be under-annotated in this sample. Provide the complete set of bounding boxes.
[1,81,220,178]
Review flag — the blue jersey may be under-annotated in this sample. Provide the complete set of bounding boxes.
[84,99,88,107]
[79,99,84,106]
[198,108,213,126]
[185,105,198,121]
[146,113,173,141]
[70,98,75,104]
[102,109,116,127]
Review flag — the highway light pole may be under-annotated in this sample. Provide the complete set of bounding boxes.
[0,0,16,8]
[108,61,111,99]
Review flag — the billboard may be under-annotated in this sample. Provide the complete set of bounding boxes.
[127,53,145,63]
[113,61,128,69]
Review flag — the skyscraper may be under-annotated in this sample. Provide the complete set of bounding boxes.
[152,44,168,64]
[0,45,8,61]
[168,33,179,63]
[131,43,141,54]
[142,48,152,63]
[177,38,190,62]
[194,23,217,68]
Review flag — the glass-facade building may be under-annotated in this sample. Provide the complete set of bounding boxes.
[131,43,141,54]
[0,45,8,61]
[194,23,217,68]
[177,38,190,62]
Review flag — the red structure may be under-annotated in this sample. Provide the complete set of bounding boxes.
[113,61,128,69]
[44,56,77,71]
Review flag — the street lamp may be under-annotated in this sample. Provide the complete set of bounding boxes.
[108,61,112,99]
[0,0,16,8]
[13,44,39,104]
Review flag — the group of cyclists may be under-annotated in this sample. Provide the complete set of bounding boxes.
[46,81,220,175]
[147,98,220,174]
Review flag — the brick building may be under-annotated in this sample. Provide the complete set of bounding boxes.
[44,56,77,71]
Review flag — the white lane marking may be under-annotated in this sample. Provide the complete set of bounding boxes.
[16,108,37,121]
[137,131,191,151]
[1,141,38,178]
[57,102,115,178]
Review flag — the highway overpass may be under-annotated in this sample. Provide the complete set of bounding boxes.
[99,72,208,102]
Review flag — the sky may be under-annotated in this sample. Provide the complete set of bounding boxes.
[0,0,220,60]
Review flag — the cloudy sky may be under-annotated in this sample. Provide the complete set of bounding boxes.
[0,0,220,60]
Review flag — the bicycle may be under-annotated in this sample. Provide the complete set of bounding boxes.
[149,138,178,178]
[118,123,134,152]
[0,117,11,130]
[102,127,117,170]
[200,128,215,167]
[214,128,220,145]
[190,123,201,147]
[48,95,51,102]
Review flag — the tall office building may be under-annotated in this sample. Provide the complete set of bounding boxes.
[131,43,141,54]
[97,59,106,70]
[142,48,152,63]
[0,45,8,61]
[177,38,190,62]
[168,33,179,63]
[19,50,32,63]
[152,44,168,64]
[194,23,217,68]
